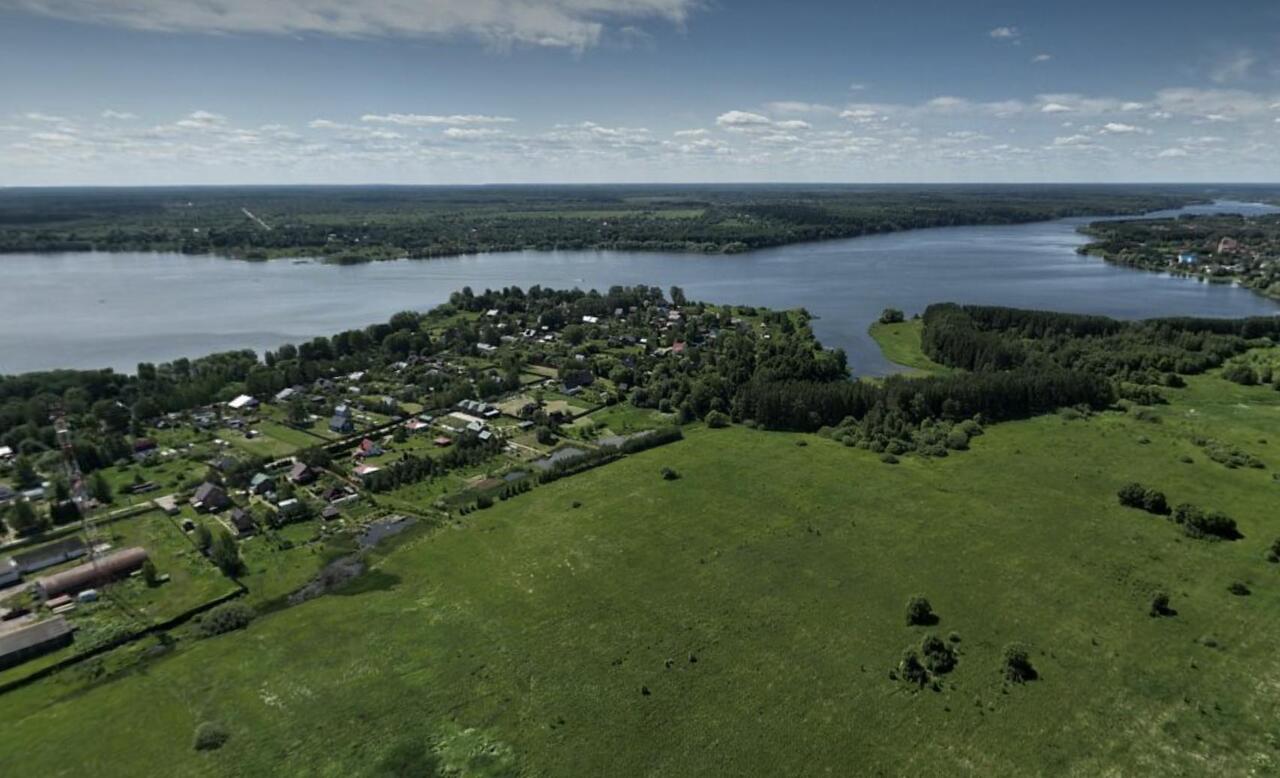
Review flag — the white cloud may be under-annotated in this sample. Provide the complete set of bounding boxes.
[1120,102,1145,112]
[1098,122,1150,135]
[1040,103,1072,114]
[1157,147,1189,158]
[442,127,505,139]
[848,82,868,92]
[716,110,772,128]
[362,113,516,126]
[1051,134,1091,146]
[173,110,226,129]
[5,0,701,49]
[764,101,836,115]
[989,26,1020,40]
[672,128,708,138]
[101,109,137,120]
[22,112,69,123]
[716,110,810,133]
[1031,53,1051,63]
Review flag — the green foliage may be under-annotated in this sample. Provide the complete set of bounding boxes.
[660,467,680,481]
[1117,482,1169,515]
[141,559,159,587]
[898,649,929,687]
[1150,591,1172,617]
[193,523,213,552]
[704,410,730,428]
[905,595,936,626]
[879,308,905,325]
[197,601,256,638]
[209,527,245,577]
[192,722,229,751]
[920,634,957,674]
[1001,643,1037,683]
[1172,503,1241,541]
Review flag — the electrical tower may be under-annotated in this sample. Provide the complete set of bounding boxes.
[52,411,101,561]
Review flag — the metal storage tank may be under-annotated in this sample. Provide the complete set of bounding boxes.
[33,547,149,600]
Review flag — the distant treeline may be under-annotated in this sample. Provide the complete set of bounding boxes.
[0,184,1216,260]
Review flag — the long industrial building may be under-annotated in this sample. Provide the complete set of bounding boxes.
[0,616,74,671]
[33,547,149,600]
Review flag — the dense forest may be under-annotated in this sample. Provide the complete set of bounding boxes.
[0,184,1226,260]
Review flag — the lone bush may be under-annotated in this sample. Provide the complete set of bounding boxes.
[1228,581,1251,596]
[879,308,905,324]
[1150,591,1172,617]
[705,410,730,429]
[193,722,229,751]
[198,601,256,638]
[905,595,937,626]
[660,467,680,481]
[1001,643,1037,683]
[1268,538,1280,563]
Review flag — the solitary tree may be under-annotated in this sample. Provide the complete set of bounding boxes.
[1002,643,1037,683]
[9,500,46,536]
[90,471,113,505]
[905,595,937,626]
[141,559,160,587]
[193,523,213,552]
[209,528,244,577]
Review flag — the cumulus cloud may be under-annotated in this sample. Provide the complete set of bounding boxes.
[1040,103,1072,114]
[362,113,515,126]
[442,127,505,139]
[3,0,702,49]
[716,110,810,133]
[1098,122,1150,135]
[989,26,1020,40]
[1031,53,1051,63]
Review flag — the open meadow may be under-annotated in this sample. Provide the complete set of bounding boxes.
[2,327,1278,776]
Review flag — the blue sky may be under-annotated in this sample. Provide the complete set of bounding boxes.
[1,0,1278,184]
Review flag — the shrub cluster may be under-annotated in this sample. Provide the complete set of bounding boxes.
[1172,503,1241,541]
[1116,482,1169,515]
[197,601,256,638]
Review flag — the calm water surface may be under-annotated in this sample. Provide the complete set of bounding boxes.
[2,201,1277,376]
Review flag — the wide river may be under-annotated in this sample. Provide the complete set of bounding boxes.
[3,200,1278,377]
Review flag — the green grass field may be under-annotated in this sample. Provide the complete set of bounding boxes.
[868,319,951,375]
[4,339,1279,775]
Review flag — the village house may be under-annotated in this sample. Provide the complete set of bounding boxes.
[192,482,231,513]
[226,507,256,538]
[227,394,258,412]
[249,472,276,496]
[287,462,314,485]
